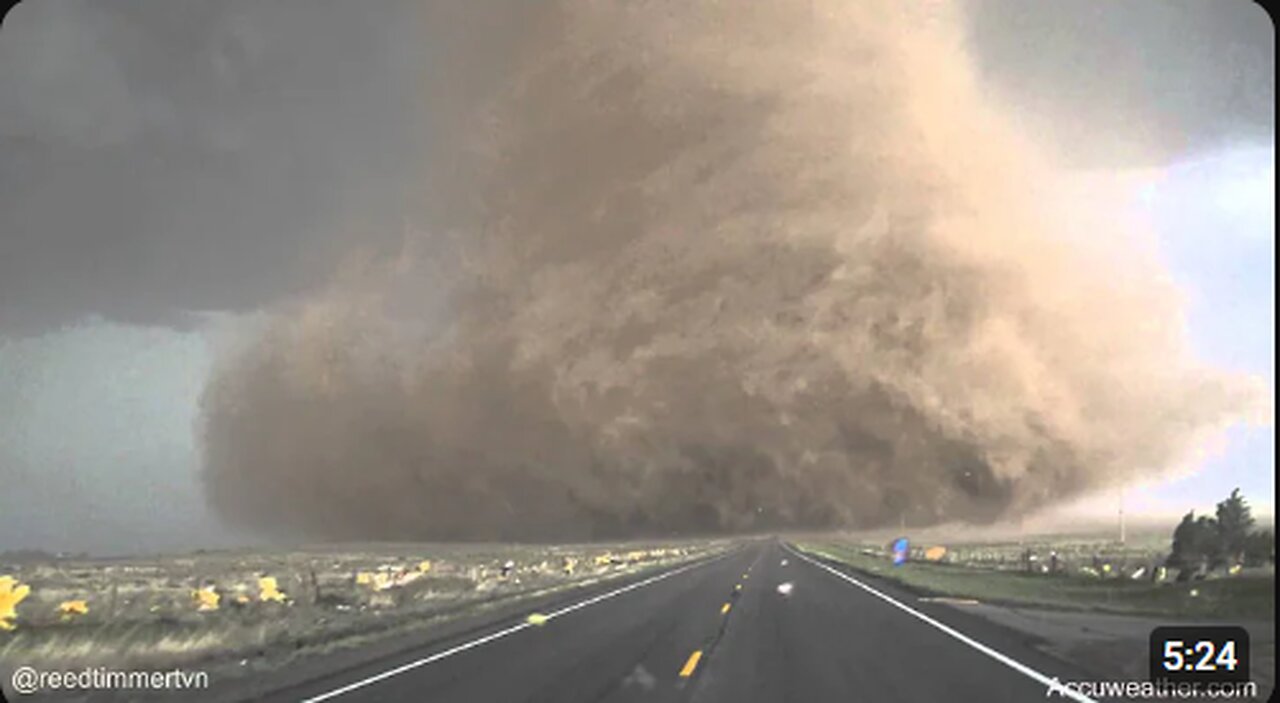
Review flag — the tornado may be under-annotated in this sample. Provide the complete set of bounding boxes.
[198,0,1267,541]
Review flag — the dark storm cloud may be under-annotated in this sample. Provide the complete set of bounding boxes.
[0,0,430,333]
[1,1,1271,334]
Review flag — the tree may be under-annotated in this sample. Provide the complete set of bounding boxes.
[1215,488,1255,566]
[1168,489,1270,577]
[1168,511,1195,571]
[1168,511,1224,577]
[1243,530,1275,567]
[1170,511,1206,571]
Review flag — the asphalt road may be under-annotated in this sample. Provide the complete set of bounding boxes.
[259,540,1105,703]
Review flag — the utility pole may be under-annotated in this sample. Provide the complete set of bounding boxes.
[1118,486,1126,546]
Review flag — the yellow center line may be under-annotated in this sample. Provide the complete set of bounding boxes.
[720,602,731,614]
[679,650,703,678]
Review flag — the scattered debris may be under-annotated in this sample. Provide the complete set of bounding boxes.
[259,576,287,603]
[0,576,30,630]
[57,600,89,619]
[193,585,221,611]
[776,582,794,597]
[918,597,980,606]
[890,538,910,566]
[356,571,404,591]
[526,613,549,626]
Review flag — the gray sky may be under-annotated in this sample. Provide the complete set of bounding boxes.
[0,0,432,334]
[964,0,1273,167]
[0,0,1271,334]
[0,0,1273,553]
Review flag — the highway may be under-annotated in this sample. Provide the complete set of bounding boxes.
[262,541,1098,703]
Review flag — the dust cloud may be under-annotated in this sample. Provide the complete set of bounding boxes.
[199,1,1267,541]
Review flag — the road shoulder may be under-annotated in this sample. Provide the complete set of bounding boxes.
[790,543,1275,701]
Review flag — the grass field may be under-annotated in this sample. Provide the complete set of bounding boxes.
[0,540,727,673]
[797,539,1275,621]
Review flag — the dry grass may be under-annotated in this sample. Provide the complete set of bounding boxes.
[798,539,1274,620]
[0,540,725,671]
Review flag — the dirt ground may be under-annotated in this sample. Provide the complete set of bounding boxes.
[963,601,1274,700]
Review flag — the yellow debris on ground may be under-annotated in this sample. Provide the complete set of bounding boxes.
[356,571,395,591]
[57,600,89,617]
[0,576,31,630]
[259,576,287,603]
[418,560,432,574]
[193,586,220,611]
[594,553,614,567]
[526,613,549,626]
[562,557,577,575]
[923,546,947,562]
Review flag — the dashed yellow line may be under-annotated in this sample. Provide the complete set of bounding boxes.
[720,602,731,615]
[679,650,704,677]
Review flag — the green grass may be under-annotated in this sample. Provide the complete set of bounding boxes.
[797,542,1274,621]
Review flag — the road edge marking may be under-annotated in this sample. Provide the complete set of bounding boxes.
[300,553,730,702]
[784,544,1097,703]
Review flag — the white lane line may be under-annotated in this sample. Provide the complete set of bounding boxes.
[300,553,730,703]
[784,545,1097,703]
